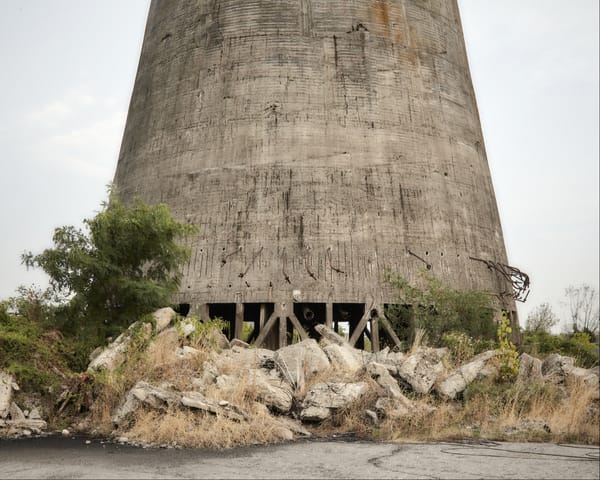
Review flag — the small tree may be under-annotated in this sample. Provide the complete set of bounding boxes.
[565,285,599,337]
[23,192,197,339]
[525,303,559,333]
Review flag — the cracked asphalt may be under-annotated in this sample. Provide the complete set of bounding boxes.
[0,436,598,479]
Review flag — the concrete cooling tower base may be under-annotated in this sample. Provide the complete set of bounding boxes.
[114,0,527,350]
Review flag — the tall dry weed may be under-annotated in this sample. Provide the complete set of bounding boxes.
[379,378,599,444]
[410,328,428,354]
[126,404,291,449]
[546,379,599,443]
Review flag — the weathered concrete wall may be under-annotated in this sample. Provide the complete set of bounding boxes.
[114,0,514,313]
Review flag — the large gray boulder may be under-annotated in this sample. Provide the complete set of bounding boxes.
[314,324,347,346]
[153,307,177,333]
[565,366,600,399]
[517,353,543,382]
[112,381,180,425]
[88,322,152,372]
[181,391,248,421]
[541,354,575,384]
[437,350,497,400]
[316,324,370,372]
[246,369,293,413]
[366,362,406,401]
[300,382,369,422]
[274,339,330,390]
[1,401,47,434]
[397,348,448,394]
[221,346,275,370]
[322,344,363,374]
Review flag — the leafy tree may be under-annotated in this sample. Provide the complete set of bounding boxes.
[565,285,599,337]
[23,192,197,340]
[525,303,559,333]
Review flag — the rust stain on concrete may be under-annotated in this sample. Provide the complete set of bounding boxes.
[371,0,390,36]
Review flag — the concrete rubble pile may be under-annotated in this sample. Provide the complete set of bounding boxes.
[3,308,599,441]
[86,309,599,443]
[0,372,47,437]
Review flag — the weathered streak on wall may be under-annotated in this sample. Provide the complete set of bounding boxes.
[114,0,514,310]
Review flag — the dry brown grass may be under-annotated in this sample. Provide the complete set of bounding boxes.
[410,328,428,354]
[310,376,381,438]
[88,369,129,434]
[378,378,599,445]
[123,366,293,449]
[540,379,599,443]
[126,403,291,449]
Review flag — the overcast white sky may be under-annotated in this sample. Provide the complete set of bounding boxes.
[0,1,598,330]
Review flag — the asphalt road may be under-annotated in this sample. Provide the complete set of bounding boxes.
[0,435,598,479]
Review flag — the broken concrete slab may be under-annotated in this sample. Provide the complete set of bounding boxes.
[300,382,369,422]
[518,353,543,382]
[274,416,311,437]
[314,324,347,346]
[129,382,180,410]
[112,392,141,426]
[541,354,575,384]
[88,322,152,372]
[397,348,448,394]
[565,366,600,399]
[221,346,276,370]
[246,369,293,413]
[366,362,408,402]
[274,339,330,390]
[375,397,412,420]
[113,381,181,425]
[28,408,42,420]
[323,344,363,374]
[9,402,26,422]
[153,307,177,333]
[181,391,248,421]
[192,363,219,392]
[299,406,332,422]
[437,350,497,400]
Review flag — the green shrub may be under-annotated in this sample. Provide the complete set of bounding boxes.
[521,330,599,368]
[442,331,497,365]
[385,271,498,348]
[176,316,228,350]
[464,378,563,417]
[0,300,74,392]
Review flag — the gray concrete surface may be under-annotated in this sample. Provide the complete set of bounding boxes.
[0,436,598,479]
[113,0,518,340]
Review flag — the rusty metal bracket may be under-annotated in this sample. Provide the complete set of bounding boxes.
[469,257,530,302]
[407,249,432,270]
